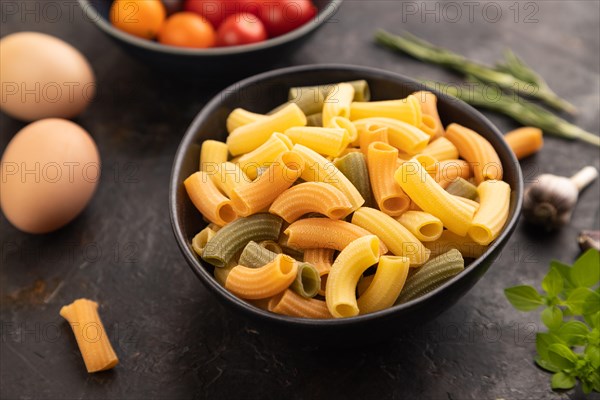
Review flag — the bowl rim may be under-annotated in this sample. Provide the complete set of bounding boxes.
[77,0,344,56]
[170,63,524,327]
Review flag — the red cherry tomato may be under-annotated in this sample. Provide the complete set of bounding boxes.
[258,0,317,38]
[184,0,259,29]
[217,12,267,46]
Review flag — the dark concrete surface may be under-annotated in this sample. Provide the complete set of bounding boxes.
[1,1,599,399]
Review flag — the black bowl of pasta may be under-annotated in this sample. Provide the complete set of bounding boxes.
[170,64,523,344]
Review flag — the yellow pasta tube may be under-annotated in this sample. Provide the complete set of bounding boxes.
[504,127,544,160]
[353,117,430,154]
[226,108,267,133]
[284,127,349,157]
[225,254,298,299]
[396,211,444,242]
[413,91,445,138]
[435,159,472,189]
[268,290,332,319]
[59,299,119,373]
[419,114,439,137]
[357,256,410,314]
[322,83,355,126]
[284,218,388,254]
[394,159,475,236]
[231,151,304,216]
[349,95,422,126]
[226,103,306,156]
[351,207,430,266]
[184,171,238,226]
[468,180,511,245]
[293,144,365,210]
[236,132,293,180]
[424,230,488,259]
[358,124,389,155]
[367,142,410,216]
[327,116,358,145]
[200,140,229,178]
[269,182,353,223]
[421,137,459,161]
[445,123,503,184]
[455,196,480,214]
[326,235,380,318]
[213,162,251,197]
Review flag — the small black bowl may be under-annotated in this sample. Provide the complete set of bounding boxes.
[170,64,523,344]
[78,0,342,76]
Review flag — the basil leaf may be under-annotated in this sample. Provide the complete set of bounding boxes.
[541,306,563,331]
[542,268,564,297]
[505,285,544,311]
[535,356,560,373]
[584,311,600,329]
[571,249,600,288]
[566,287,594,315]
[556,321,589,346]
[548,343,578,370]
[585,345,600,369]
[551,371,576,390]
[550,260,574,288]
[582,290,600,317]
[536,332,563,361]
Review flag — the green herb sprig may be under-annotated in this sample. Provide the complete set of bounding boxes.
[505,250,600,394]
[375,30,577,114]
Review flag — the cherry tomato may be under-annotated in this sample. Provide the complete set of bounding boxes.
[158,12,216,48]
[217,13,267,46]
[110,0,166,40]
[258,0,317,38]
[183,0,255,29]
[162,0,184,15]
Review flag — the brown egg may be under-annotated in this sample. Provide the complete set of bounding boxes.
[1,119,100,234]
[0,32,95,121]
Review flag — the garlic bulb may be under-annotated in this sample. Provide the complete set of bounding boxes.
[523,166,598,231]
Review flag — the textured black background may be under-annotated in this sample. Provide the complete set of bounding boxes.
[1,1,599,399]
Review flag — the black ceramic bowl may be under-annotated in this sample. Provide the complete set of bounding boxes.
[78,0,342,75]
[170,64,523,344]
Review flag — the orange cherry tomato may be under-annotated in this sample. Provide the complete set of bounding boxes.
[110,0,166,40]
[158,12,216,48]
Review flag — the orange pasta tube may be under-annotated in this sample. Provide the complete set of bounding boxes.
[367,142,410,216]
[413,91,445,138]
[419,114,439,137]
[225,254,298,299]
[268,290,332,319]
[354,117,430,154]
[358,123,389,155]
[269,182,353,223]
[435,159,472,189]
[59,299,119,373]
[304,247,335,296]
[504,127,543,160]
[284,218,388,254]
[421,137,459,161]
[231,151,304,216]
[184,171,238,226]
[445,123,503,184]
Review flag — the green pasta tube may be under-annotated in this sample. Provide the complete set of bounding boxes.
[290,262,321,298]
[334,152,373,207]
[239,241,278,268]
[445,178,479,200]
[395,249,465,304]
[306,113,323,127]
[202,214,283,268]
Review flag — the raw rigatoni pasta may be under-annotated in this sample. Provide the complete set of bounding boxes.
[236,132,293,179]
[445,178,478,200]
[468,180,511,245]
[351,207,430,266]
[322,83,355,126]
[192,226,217,256]
[284,127,349,157]
[333,152,373,208]
[504,127,543,160]
[435,159,472,188]
[213,162,251,197]
[326,235,380,318]
[445,123,503,184]
[226,108,266,133]
[184,171,238,226]
[395,159,475,236]
[424,230,488,259]
[421,137,459,161]
[367,142,410,216]
[202,214,283,268]
[226,103,306,156]
[359,124,389,155]
[269,182,353,223]
[59,299,119,373]
[239,241,277,268]
[353,117,430,154]
[357,256,410,314]
[290,262,321,298]
[327,116,358,145]
[412,91,445,138]
[396,211,444,242]
[225,254,298,299]
[350,95,422,126]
